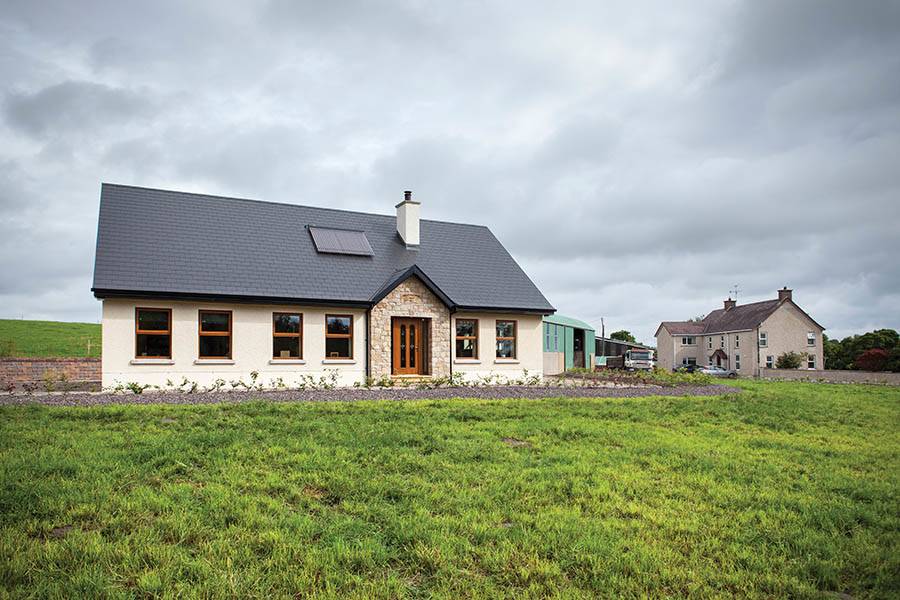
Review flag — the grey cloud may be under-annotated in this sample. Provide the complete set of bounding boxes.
[4,80,157,138]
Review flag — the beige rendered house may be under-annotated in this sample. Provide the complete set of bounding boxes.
[92,185,555,388]
[655,288,824,376]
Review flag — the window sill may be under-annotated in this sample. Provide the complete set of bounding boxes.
[193,359,235,365]
[322,359,356,365]
[130,358,174,365]
[268,359,306,365]
[454,359,481,364]
[494,359,520,364]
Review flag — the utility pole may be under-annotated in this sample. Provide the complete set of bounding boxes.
[601,317,606,357]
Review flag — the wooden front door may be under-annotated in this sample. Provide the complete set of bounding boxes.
[392,318,423,375]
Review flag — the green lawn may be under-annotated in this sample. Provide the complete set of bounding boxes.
[0,319,101,358]
[1,381,898,598]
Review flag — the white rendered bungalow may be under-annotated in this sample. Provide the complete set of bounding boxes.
[92,184,555,388]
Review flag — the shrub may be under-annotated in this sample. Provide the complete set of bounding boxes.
[854,348,889,372]
[126,381,150,395]
[42,370,59,392]
[776,352,804,369]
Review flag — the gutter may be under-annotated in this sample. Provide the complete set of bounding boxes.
[92,288,371,309]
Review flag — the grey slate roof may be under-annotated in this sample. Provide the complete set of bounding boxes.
[658,321,707,336]
[659,298,806,336]
[701,299,783,333]
[92,184,555,313]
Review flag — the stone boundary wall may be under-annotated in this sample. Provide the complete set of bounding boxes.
[759,367,900,385]
[0,358,101,387]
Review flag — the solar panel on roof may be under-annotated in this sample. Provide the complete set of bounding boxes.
[308,226,374,256]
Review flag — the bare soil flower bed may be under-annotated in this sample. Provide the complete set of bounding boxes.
[0,383,739,406]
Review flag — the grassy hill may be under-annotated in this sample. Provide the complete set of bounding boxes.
[0,319,101,358]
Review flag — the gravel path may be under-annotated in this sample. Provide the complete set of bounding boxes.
[0,384,740,407]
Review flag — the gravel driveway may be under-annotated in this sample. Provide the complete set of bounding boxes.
[0,383,740,407]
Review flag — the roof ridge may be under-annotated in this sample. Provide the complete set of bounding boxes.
[101,182,490,230]
[718,298,780,310]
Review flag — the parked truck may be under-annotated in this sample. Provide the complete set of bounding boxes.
[595,337,656,371]
[624,348,654,370]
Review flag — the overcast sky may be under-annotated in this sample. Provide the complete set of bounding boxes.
[2,0,898,344]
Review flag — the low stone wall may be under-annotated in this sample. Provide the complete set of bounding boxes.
[759,367,900,385]
[0,358,101,389]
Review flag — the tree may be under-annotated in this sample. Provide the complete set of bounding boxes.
[821,329,900,372]
[776,351,804,369]
[855,348,889,371]
[823,335,848,370]
[610,330,636,343]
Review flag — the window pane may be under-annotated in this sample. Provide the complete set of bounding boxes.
[496,321,515,338]
[199,335,230,357]
[456,320,476,337]
[201,312,230,332]
[273,337,300,359]
[456,339,476,358]
[137,334,170,357]
[326,316,352,335]
[326,337,351,358]
[274,314,300,334]
[497,339,515,358]
[138,309,169,331]
[410,326,416,368]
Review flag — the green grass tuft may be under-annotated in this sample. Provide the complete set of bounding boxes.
[0,319,100,358]
[0,380,898,598]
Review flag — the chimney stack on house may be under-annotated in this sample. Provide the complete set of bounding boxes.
[778,286,792,302]
[396,190,420,247]
[724,298,736,310]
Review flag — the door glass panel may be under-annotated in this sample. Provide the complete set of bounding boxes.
[400,325,406,368]
[410,324,416,368]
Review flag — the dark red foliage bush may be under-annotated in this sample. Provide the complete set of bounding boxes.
[854,348,889,372]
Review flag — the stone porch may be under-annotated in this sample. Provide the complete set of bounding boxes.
[369,276,451,379]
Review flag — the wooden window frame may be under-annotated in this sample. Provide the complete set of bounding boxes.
[495,319,517,359]
[135,307,172,359]
[759,332,768,347]
[325,314,354,359]
[455,318,479,359]
[272,312,303,360]
[198,310,232,359]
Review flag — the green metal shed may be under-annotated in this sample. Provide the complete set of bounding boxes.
[542,314,596,375]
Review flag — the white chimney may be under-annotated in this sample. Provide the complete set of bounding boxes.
[396,190,420,246]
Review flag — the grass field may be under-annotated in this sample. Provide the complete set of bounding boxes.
[1,381,898,598]
[0,319,101,358]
